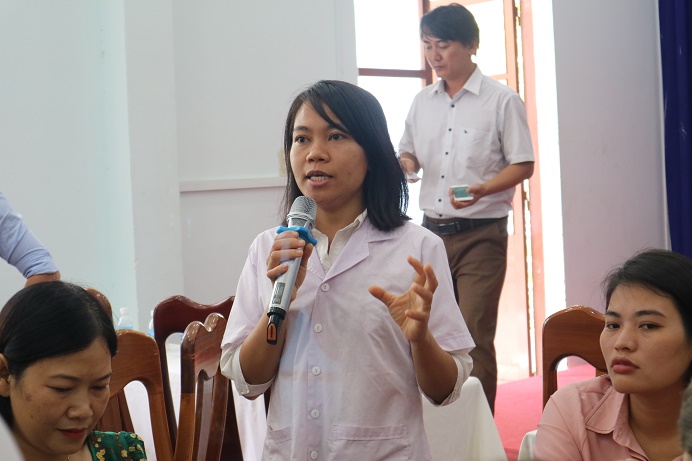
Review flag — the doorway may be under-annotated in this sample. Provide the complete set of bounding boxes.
[354,0,543,381]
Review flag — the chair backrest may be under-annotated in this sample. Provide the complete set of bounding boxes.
[152,295,244,459]
[542,305,608,408]
[97,329,175,461]
[86,288,135,434]
[175,313,228,461]
[86,287,113,317]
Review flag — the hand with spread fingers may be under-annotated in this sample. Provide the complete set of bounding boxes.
[369,256,437,343]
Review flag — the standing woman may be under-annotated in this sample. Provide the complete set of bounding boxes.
[535,249,692,461]
[0,281,147,461]
[221,80,474,460]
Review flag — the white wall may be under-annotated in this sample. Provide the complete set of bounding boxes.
[0,2,138,318]
[172,0,358,304]
[122,0,185,328]
[548,0,666,311]
[172,1,358,182]
[0,1,358,326]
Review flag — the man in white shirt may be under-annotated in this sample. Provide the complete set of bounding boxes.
[399,3,534,412]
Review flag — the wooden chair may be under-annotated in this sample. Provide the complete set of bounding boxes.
[86,288,135,432]
[153,295,244,459]
[542,305,608,408]
[86,287,113,316]
[175,313,228,461]
[97,329,175,461]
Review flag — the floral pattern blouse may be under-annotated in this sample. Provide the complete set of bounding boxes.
[87,431,147,460]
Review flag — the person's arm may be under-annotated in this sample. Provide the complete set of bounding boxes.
[533,388,586,461]
[398,152,421,175]
[411,330,458,403]
[398,96,420,177]
[448,161,534,209]
[25,271,60,286]
[433,349,472,406]
[0,192,60,283]
[238,231,313,385]
[369,256,457,404]
[220,343,273,399]
[450,89,535,208]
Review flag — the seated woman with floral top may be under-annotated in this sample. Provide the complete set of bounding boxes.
[0,281,147,461]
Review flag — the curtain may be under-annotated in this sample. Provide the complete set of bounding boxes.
[659,0,692,258]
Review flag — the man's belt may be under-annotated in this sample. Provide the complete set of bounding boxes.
[422,216,504,235]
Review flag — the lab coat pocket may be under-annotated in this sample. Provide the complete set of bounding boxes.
[327,424,410,460]
[264,425,292,459]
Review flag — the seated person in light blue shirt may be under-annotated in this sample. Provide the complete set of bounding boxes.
[0,191,60,286]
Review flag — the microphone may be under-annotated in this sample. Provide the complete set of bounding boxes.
[267,196,317,344]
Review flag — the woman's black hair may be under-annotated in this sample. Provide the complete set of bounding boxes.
[603,249,692,381]
[281,80,409,232]
[0,281,117,426]
[420,3,480,48]
[603,249,692,337]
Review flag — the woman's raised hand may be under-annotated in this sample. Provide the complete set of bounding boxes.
[369,256,438,343]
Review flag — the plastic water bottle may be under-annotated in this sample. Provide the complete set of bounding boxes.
[147,310,155,337]
[117,307,134,330]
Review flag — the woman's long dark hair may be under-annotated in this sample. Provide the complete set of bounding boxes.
[0,281,117,426]
[281,80,409,232]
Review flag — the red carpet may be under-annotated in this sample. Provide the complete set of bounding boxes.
[494,365,595,461]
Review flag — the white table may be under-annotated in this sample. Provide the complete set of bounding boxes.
[423,377,507,461]
[126,346,506,461]
[518,429,537,461]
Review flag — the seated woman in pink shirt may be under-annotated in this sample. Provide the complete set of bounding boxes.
[534,249,692,461]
